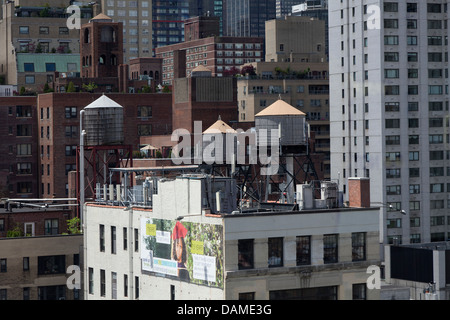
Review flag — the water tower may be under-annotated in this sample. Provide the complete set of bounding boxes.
[77,95,133,219]
[255,98,316,203]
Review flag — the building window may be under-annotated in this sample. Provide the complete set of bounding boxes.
[100,224,105,252]
[37,255,65,274]
[44,219,58,235]
[59,27,69,35]
[387,218,401,228]
[137,106,152,118]
[323,234,338,264]
[88,268,94,294]
[123,227,127,251]
[296,236,311,266]
[124,274,128,297]
[25,76,35,84]
[239,292,255,300]
[19,26,29,34]
[24,63,34,72]
[0,259,6,272]
[268,237,283,267]
[135,276,139,299]
[111,226,116,254]
[23,288,30,300]
[45,63,56,72]
[17,182,32,194]
[137,124,152,136]
[23,257,30,271]
[111,272,117,299]
[352,233,366,261]
[134,228,139,252]
[238,239,254,270]
[352,284,367,300]
[100,269,106,297]
[65,107,77,119]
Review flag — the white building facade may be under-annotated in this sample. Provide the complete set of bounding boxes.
[83,175,380,300]
[329,1,450,246]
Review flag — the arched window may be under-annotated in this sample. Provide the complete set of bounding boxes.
[154,71,159,81]
[82,57,85,66]
[149,71,154,78]
[110,54,117,66]
[99,55,106,65]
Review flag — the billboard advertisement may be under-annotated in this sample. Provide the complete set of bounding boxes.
[141,218,224,289]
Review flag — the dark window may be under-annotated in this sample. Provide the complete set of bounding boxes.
[38,285,66,300]
[65,107,77,119]
[45,63,56,72]
[100,224,105,252]
[0,259,6,272]
[296,236,311,265]
[323,234,338,264]
[268,237,283,267]
[100,269,106,297]
[24,63,34,72]
[352,233,366,261]
[352,284,367,300]
[111,226,116,254]
[238,239,254,269]
[38,255,65,275]
[44,219,58,235]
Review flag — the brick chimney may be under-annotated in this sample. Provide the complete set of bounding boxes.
[348,177,370,208]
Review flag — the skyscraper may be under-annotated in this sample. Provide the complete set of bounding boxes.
[329,1,450,245]
[152,0,190,56]
[223,0,276,38]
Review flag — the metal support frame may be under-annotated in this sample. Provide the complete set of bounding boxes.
[199,151,320,208]
[76,144,133,218]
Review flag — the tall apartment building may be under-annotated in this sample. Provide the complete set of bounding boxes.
[275,0,304,18]
[223,0,276,38]
[329,1,450,245]
[100,0,152,63]
[152,0,190,56]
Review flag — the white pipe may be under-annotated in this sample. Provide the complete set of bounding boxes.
[80,110,86,226]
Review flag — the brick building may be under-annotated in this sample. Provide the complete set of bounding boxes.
[172,66,238,133]
[37,92,172,198]
[0,206,71,238]
[155,16,264,86]
[80,13,123,79]
[0,97,39,199]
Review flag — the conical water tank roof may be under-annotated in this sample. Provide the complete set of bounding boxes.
[255,99,307,147]
[203,117,236,134]
[83,94,124,146]
[255,99,306,117]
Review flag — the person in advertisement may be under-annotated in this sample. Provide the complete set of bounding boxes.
[171,221,190,281]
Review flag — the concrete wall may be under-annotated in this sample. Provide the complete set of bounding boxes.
[224,208,380,300]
